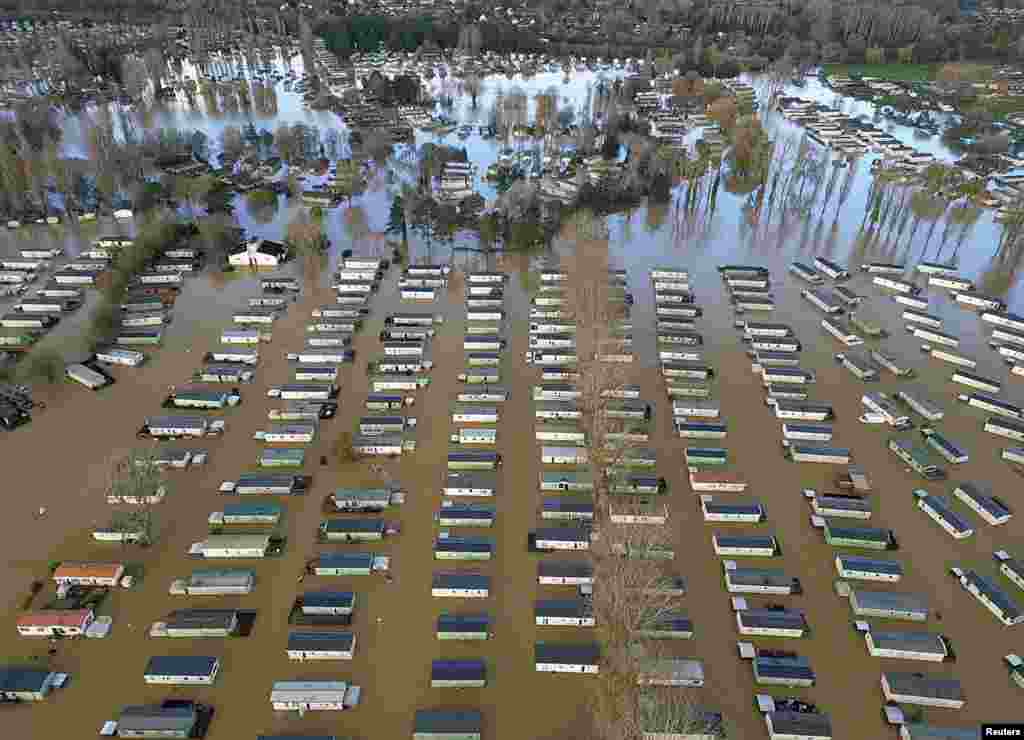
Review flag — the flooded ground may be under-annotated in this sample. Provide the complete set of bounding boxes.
[2,70,1024,738]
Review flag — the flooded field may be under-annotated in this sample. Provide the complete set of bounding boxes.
[2,68,1024,739]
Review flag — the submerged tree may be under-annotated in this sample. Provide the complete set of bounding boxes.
[105,450,168,545]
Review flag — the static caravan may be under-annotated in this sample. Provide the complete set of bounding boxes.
[537,561,593,586]
[447,451,502,470]
[764,712,833,740]
[195,364,255,384]
[953,483,1011,526]
[740,321,793,338]
[310,319,362,333]
[329,489,396,514]
[904,308,943,328]
[534,384,581,402]
[438,503,496,527]
[896,388,945,421]
[467,352,502,367]
[736,608,807,638]
[802,288,844,314]
[658,329,704,346]
[540,471,593,492]
[457,387,509,404]
[659,345,702,362]
[335,279,376,295]
[837,352,880,382]
[381,326,435,342]
[783,423,833,442]
[951,370,1001,394]
[259,447,306,468]
[996,553,1024,592]
[928,274,973,292]
[761,367,816,386]
[16,610,94,637]
[893,294,930,311]
[637,658,706,687]
[888,438,946,480]
[536,424,586,444]
[958,393,1021,420]
[172,569,255,596]
[383,340,426,357]
[766,385,809,401]
[311,553,379,577]
[920,429,968,464]
[956,291,1005,311]
[849,589,929,622]
[985,417,1024,442]
[268,384,338,401]
[822,520,895,550]
[723,563,802,595]
[287,631,356,661]
[366,393,415,410]
[190,534,272,559]
[437,614,490,641]
[865,630,949,662]
[370,375,430,392]
[862,261,906,275]
[991,327,1024,347]
[269,680,361,712]
[712,534,778,557]
[909,326,960,348]
[66,363,110,390]
[752,654,815,687]
[433,536,494,561]
[655,288,696,304]
[789,262,824,284]
[534,642,600,674]
[341,258,385,271]
[534,527,590,551]
[413,710,482,740]
[675,420,728,439]
[291,349,354,366]
[881,672,965,709]
[359,416,415,435]
[535,402,581,421]
[752,350,801,368]
[431,572,490,598]
[139,416,225,439]
[535,599,596,627]
[689,469,749,492]
[233,307,280,325]
[771,402,834,422]
[430,660,487,688]
[700,496,765,523]
[458,368,500,384]
[873,276,921,295]
[661,361,716,380]
[452,405,499,424]
[143,656,221,685]
[822,317,863,346]
[835,555,903,582]
[221,329,269,345]
[870,349,915,378]
[166,387,240,410]
[444,472,496,497]
[220,474,310,496]
[464,335,505,352]
[656,304,703,319]
[957,569,1023,626]
[218,503,282,525]
[53,270,99,285]
[307,332,353,348]
[808,493,872,520]
[206,346,259,365]
[351,434,415,456]
[1003,447,1024,465]
[899,725,977,740]
[94,347,145,367]
[525,350,578,366]
[116,328,164,346]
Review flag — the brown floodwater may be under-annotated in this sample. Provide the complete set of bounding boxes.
[2,218,1024,740]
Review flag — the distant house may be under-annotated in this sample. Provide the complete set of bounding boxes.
[116,702,199,738]
[52,561,125,587]
[228,239,289,268]
[0,668,58,701]
[16,609,94,637]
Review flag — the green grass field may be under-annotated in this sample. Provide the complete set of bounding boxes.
[822,63,939,82]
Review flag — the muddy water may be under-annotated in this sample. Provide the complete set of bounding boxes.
[2,230,1023,740]
[4,82,1024,739]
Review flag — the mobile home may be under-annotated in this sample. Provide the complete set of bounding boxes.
[431,572,490,598]
[953,483,1011,525]
[534,642,600,674]
[835,555,903,582]
[880,672,964,709]
[752,654,815,687]
[723,563,802,595]
[712,534,778,557]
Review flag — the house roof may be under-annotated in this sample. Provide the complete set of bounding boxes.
[414,710,482,734]
[144,656,219,677]
[0,668,54,693]
[118,704,198,733]
[16,609,92,628]
[52,561,124,580]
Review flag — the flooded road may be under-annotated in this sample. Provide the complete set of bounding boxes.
[2,68,1024,739]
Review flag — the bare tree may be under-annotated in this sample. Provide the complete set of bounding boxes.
[105,450,168,545]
